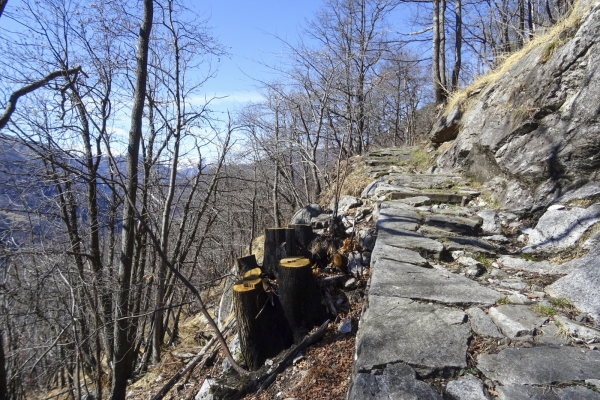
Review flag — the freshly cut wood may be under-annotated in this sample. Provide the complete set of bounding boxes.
[233,277,292,370]
[263,228,296,277]
[288,223,314,259]
[278,257,327,343]
[235,254,260,275]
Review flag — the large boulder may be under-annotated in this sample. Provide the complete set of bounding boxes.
[434,0,600,212]
[290,203,323,224]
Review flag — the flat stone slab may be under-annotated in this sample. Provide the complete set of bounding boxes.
[424,214,482,235]
[387,173,465,190]
[376,207,422,232]
[477,347,600,385]
[497,384,600,400]
[369,259,502,306]
[374,183,420,197]
[467,307,504,338]
[497,255,566,275]
[389,189,479,204]
[348,363,442,400]
[488,305,547,338]
[445,374,489,400]
[371,242,430,268]
[546,257,600,322]
[478,209,502,234]
[523,203,600,253]
[355,295,470,372]
[554,315,600,341]
[396,195,431,207]
[377,229,447,259]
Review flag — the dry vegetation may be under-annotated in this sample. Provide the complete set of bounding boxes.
[444,0,590,114]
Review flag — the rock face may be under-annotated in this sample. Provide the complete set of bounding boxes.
[434,0,600,212]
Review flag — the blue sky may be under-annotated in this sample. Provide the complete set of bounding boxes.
[194,0,325,115]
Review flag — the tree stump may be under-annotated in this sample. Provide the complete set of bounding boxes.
[235,254,260,275]
[233,277,293,370]
[263,228,296,278]
[288,224,314,260]
[278,257,327,343]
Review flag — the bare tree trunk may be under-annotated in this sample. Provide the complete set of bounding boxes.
[432,0,446,104]
[0,331,7,400]
[439,0,447,90]
[111,0,153,398]
[451,0,462,91]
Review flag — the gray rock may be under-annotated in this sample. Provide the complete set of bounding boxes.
[523,204,600,253]
[290,203,323,224]
[429,102,462,143]
[499,278,528,291]
[310,213,331,229]
[484,235,509,243]
[497,384,600,400]
[331,195,362,215]
[535,323,569,346]
[488,305,547,338]
[478,209,502,234]
[195,378,236,400]
[497,255,565,275]
[458,256,486,277]
[348,363,442,400]
[397,195,432,207]
[546,257,600,322]
[556,182,600,203]
[371,242,430,268]
[582,230,600,254]
[477,347,600,385]
[554,315,600,341]
[355,295,470,372]
[435,0,600,212]
[376,207,422,232]
[361,179,384,198]
[387,173,466,190]
[338,318,352,334]
[379,199,423,211]
[445,374,489,400]
[348,252,366,277]
[443,236,498,257]
[587,379,600,389]
[467,307,504,338]
[424,214,483,235]
[369,258,502,306]
[506,294,532,305]
[377,229,447,259]
[374,183,420,198]
[358,229,376,251]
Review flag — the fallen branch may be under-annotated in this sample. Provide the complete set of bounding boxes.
[151,321,233,400]
[0,66,82,130]
[257,319,329,393]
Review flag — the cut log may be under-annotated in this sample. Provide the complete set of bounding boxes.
[288,224,314,260]
[263,228,296,278]
[235,254,260,275]
[278,257,327,343]
[233,278,292,370]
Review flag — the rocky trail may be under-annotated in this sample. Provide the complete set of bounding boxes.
[347,149,600,399]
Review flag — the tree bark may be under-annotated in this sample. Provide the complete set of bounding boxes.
[233,278,292,370]
[235,255,260,275]
[432,0,446,104]
[263,228,296,278]
[278,257,326,343]
[451,0,462,91]
[0,331,7,400]
[288,224,314,260]
[111,0,153,398]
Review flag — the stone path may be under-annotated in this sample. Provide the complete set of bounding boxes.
[347,150,600,399]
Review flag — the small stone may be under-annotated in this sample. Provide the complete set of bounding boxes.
[586,379,600,389]
[345,278,357,288]
[338,318,352,334]
[548,204,565,210]
[492,262,500,269]
[293,353,304,365]
[499,278,527,291]
[452,250,466,260]
[576,313,590,323]
[488,305,547,338]
[445,374,489,400]
[506,294,532,305]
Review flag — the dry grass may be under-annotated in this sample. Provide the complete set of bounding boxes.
[319,157,373,206]
[444,0,590,114]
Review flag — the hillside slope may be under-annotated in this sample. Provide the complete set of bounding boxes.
[432,0,600,214]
